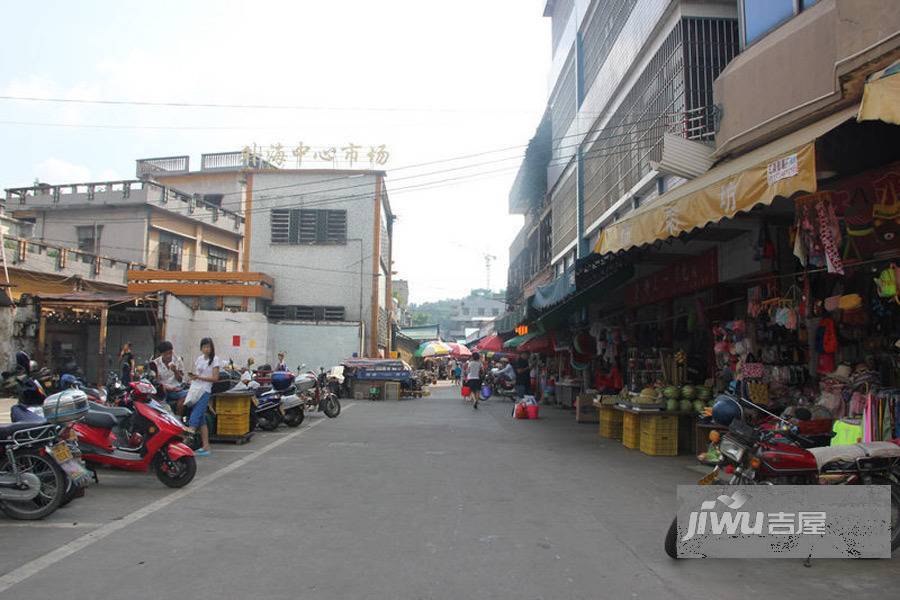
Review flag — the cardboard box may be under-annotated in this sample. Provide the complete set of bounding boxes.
[576,393,599,423]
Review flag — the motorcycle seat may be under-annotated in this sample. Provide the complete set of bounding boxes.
[84,402,130,429]
[807,442,900,470]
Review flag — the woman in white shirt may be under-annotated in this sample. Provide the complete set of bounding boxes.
[187,337,221,456]
[465,352,483,410]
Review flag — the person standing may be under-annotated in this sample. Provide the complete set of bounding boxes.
[152,341,186,415]
[187,337,221,457]
[465,352,483,410]
[515,351,531,399]
[119,342,135,385]
[275,351,287,372]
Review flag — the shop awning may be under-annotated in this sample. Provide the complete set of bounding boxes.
[503,331,540,349]
[530,270,575,311]
[518,333,553,354]
[858,60,900,126]
[594,106,859,256]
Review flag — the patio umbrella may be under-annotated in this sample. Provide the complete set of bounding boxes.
[414,340,451,358]
[474,334,504,352]
[447,343,472,358]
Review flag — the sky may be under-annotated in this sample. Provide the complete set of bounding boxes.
[0,0,551,304]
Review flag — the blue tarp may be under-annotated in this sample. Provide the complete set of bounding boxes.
[530,270,576,310]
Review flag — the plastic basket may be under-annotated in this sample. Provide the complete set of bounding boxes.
[640,430,678,456]
[598,406,623,439]
[622,411,641,449]
[216,413,250,437]
[214,395,251,417]
[640,414,678,437]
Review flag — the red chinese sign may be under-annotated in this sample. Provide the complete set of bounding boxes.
[625,248,718,307]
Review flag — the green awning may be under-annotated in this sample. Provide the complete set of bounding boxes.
[503,331,540,349]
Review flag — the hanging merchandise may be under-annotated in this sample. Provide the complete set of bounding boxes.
[874,263,898,302]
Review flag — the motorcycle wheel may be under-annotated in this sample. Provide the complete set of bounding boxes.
[258,410,281,431]
[284,408,305,427]
[664,517,679,559]
[0,449,66,520]
[59,480,84,507]
[154,454,197,488]
[323,395,341,418]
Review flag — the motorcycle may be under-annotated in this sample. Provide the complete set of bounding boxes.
[664,392,900,557]
[73,381,197,488]
[295,367,341,418]
[485,371,516,400]
[2,388,92,519]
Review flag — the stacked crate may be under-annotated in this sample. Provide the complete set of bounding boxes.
[598,406,623,440]
[213,393,252,437]
[622,411,642,449]
[640,414,679,456]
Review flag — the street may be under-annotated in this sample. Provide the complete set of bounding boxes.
[0,384,894,600]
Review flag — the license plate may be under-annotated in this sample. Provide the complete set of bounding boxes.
[51,442,73,463]
[698,469,719,485]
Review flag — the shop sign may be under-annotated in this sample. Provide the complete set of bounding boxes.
[625,248,717,307]
[766,153,798,185]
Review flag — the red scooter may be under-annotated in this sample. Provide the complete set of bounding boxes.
[74,381,196,488]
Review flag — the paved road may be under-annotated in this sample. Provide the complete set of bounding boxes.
[0,384,895,599]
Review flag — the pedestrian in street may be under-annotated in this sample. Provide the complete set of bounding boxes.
[453,361,462,385]
[119,342,135,385]
[465,352,483,410]
[186,337,221,457]
[515,351,531,399]
[152,340,187,415]
[448,359,457,384]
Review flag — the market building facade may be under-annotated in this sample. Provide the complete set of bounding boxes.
[495,0,900,455]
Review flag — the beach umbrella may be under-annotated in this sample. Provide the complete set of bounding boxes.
[447,343,472,358]
[474,334,504,352]
[414,341,452,358]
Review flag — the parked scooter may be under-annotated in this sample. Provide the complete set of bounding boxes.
[73,380,197,488]
[293,367,340,418]
[2,387,92,519]
[664,392,900,557]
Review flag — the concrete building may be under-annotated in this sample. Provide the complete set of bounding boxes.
[139,151,395,359]
[447,291,506,340]
[505,0,740,314]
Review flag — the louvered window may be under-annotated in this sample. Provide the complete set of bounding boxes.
[271,209,347,244]
[267,305,345,322]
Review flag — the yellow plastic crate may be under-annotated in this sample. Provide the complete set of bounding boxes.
[640,430,678,456]
[214,393,252,417]
[640,414,678,437]
[598,406,623,439]
[216,413,250,437]
[622,411,642,449]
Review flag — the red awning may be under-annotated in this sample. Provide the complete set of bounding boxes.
[474,334,504,352]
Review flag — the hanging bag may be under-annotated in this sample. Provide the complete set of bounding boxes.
[741,354,765,379]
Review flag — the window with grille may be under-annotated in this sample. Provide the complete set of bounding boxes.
[206,244,229,272]
[158,231,183,271]
[270,209,347,244]
[267,305,345,321]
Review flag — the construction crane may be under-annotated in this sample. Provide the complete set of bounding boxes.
[483,253,497,291]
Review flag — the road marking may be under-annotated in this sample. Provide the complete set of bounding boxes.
[0,403,353,594]
[0,522,101,529]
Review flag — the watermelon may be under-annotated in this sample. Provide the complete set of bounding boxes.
[693,400,705,413]
[665,399,678,411]
[679,399,693,412]
[681,385,696,400]
[663,386,680,400]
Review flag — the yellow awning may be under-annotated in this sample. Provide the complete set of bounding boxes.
[594,106,859,256]
[857,60,900,126]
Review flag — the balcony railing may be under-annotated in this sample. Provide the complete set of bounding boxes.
[4,235,142,285]
[5,180,244,232]
[201,151,277,172]
[136,156,190,178]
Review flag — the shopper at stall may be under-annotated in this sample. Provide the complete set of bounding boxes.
[514,351,531,398]
[186,337,221,457]
[465,352,483,409]
[152,341,187,415]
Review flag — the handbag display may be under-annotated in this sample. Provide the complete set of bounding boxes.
[741,354,765,379]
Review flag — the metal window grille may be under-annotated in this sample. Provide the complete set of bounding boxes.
[157,231,183,271]
[551,0,574,54]
[205,244,229,272]
[550,50,577,163]
[272,209,347,244]
[551,167,577,260]
[581,0,639,99]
